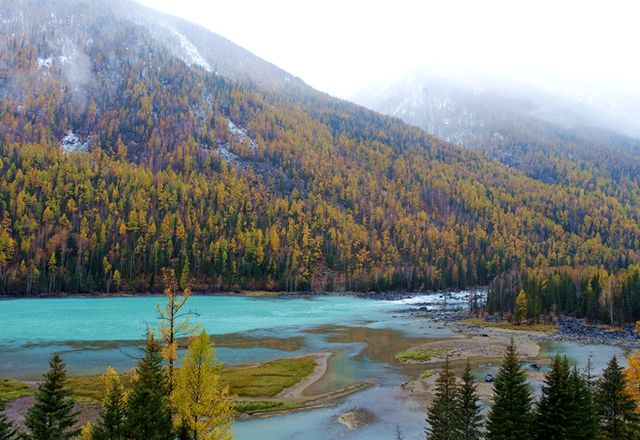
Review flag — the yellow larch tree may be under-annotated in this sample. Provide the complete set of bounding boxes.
[157,267,199,393]
[515,289,528,325]
[172,331,234,440]
[625,351,640,414]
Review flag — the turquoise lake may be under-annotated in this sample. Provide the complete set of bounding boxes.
[0,292,627,440]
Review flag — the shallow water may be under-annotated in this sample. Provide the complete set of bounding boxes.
[1,295,399,341]
[541,340,628,372]
[0,291,625,439]
[234,384,425,440]
[0,294,462,378]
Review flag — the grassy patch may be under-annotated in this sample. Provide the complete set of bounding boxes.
[0,378,33,400]
[1,375,112,404]
[395,348,444,363]
[66,375,104,403]
[461,318,556,333]
[215,334,304,352]
[1,355,317,404]
[25,334,304,353]
[222,357,316,398]
[420,369,437,379]
[66,373,132,404]
[234,400,300,413]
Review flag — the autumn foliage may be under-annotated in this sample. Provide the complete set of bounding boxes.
[1,8,640,296]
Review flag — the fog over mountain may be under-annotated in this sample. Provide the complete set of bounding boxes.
[352,69,640,190]
[354,69,640,141]
[138,0,640,124]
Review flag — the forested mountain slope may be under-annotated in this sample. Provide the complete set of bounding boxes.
[1,0,639,295]
[354,73,640,207]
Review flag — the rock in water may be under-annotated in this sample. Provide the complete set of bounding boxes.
[337,408,376,430]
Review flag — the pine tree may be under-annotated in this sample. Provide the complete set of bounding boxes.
[567,365,597,440]
[24,353,79,440]
[92,367,127,440]
[455,358,483,439]
[125,332,173,440]
[172,331,234,440]
[486,339,532,440]
[534,355,573,439]
[595,356,639,440]
[0,400,18,440]
[425,357,459,440]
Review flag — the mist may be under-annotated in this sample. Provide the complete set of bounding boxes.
[136,0,640,100]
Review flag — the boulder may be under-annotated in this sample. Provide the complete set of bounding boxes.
[337,408,376,430]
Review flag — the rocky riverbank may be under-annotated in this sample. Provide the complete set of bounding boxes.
[545,317,640,350]
[428,311,640,350]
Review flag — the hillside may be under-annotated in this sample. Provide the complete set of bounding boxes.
[353,72,640,207]
[1,0,639,295]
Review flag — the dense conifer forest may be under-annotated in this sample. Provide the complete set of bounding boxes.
[1,0,640,297]
[487,264,640,325]
[424,340,640,440]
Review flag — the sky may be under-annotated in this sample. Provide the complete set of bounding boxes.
[137,0,640,100]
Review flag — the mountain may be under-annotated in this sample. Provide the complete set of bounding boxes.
[353,71,640,206]
[353,71,640,146]
[1,0,639,295]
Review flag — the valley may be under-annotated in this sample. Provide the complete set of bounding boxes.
[1,0,640,438]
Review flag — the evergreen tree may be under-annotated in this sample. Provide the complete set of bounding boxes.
[534,355,573,439]
[486,339,532,440]
[595,356,639,440]
[24,353,79,440]
[425,357,459,440]
[92,367,127,440]
[455,358,483,440]
[567,365,598,440]
[125,332,173,440]
[0,400,18,440]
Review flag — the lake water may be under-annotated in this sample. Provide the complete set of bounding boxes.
[0,292,626,440]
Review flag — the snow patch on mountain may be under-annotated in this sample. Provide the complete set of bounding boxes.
[213,120,261,169]
[61,130,88,152]
[37,57,53,69]
[170,29,211,72]
[216,143,246,169]
[227,120,258,152]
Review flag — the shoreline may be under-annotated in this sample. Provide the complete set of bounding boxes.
[0,287,487,301]
[440,314,640,351]
[232,351,332,404]
[234,351,376,419]
[3,350,368,424]
[6,291,638,425]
